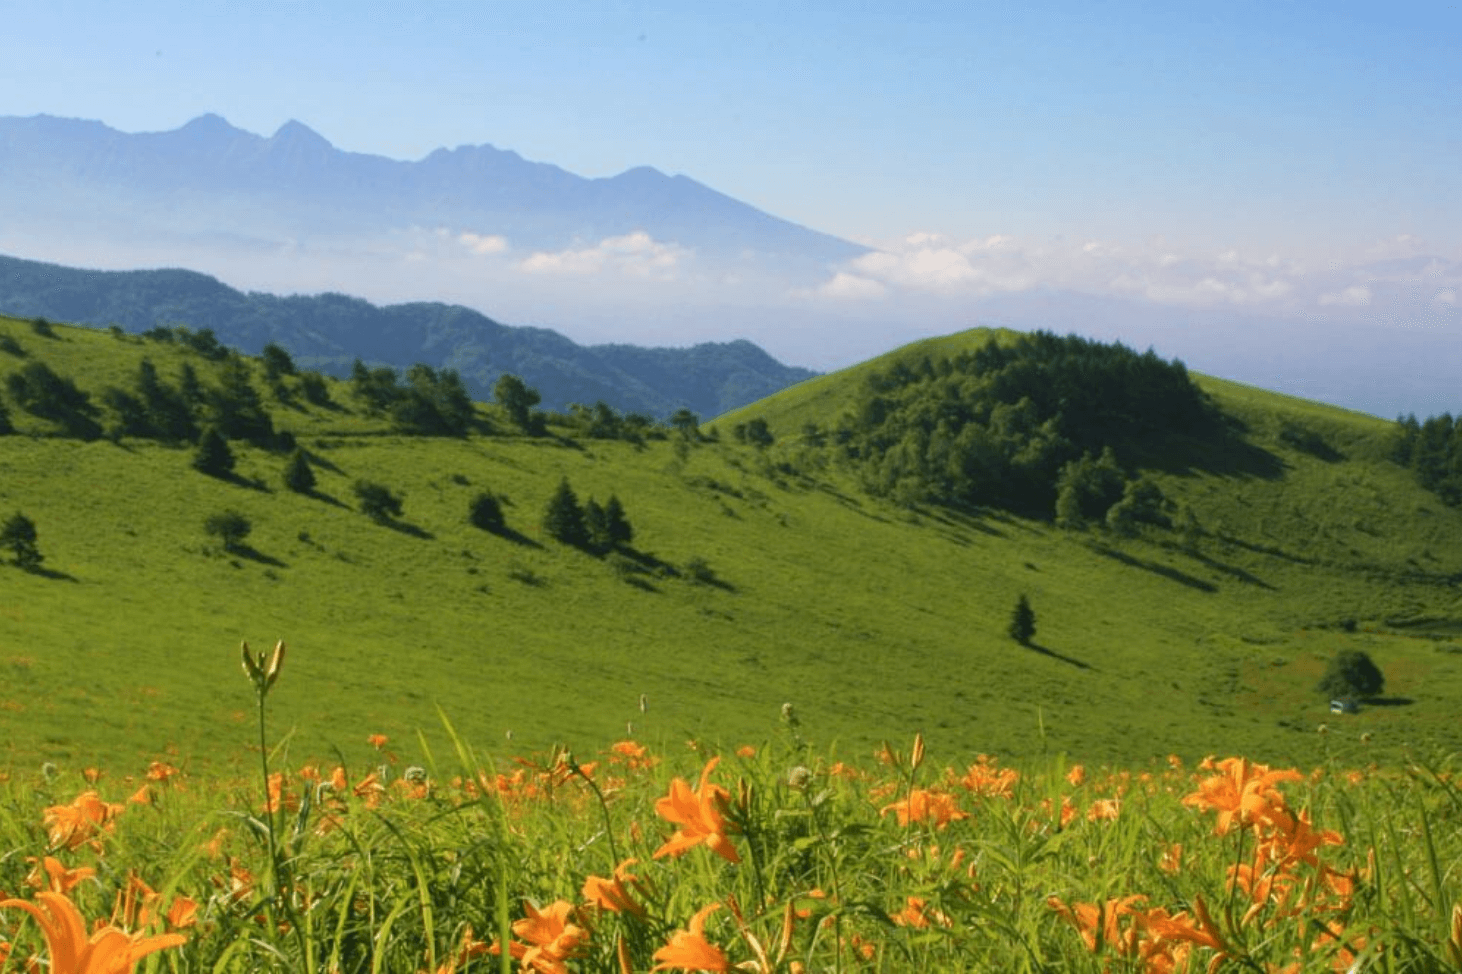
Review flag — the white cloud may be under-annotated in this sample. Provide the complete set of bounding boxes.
[1319,285,1372,306]
[818,272,888,301]
[518,231,686,279]
[1433,288,1458,307]
[458,232,508,256]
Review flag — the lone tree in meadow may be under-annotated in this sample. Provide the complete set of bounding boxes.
[1008,594,1036,646]
[192,427,236,478]
[354,480,404,523]
[281,448,316,494]
[0,512,43,569]
[468,491,506,533]
[204,510,252,553]
[543,477,589,548]
[1317,649,1385,701]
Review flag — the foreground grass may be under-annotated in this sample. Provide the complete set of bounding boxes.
[1,688,1458,972]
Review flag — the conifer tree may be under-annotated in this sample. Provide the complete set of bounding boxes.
[605,494,633,548]
[282,448,316,493]
[543,477,589,547]
[1008,594,1036,646]
[192,427,235,477]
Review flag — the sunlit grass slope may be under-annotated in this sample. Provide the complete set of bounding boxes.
[0,317,1459,776]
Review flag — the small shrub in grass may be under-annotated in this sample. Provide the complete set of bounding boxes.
[204,510,251,552]
[354,479,403,523]
[684,556,718,585]
[0,512,42,568]
[30,317,56,338]
[469,491,505,532]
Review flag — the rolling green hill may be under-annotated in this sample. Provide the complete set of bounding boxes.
[0,315,1458,777]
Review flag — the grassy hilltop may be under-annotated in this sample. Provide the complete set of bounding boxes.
[0,315,1459,775]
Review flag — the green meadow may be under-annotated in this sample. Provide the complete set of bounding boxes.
[0,315,1459,778]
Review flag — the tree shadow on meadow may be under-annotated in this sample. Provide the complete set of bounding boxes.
[1363,696,1415,707]
[1024,641,1095,671]
[374,518,434,540]
[19,564,79,582]
[1091,544,1219,594]
[225,544,286,568]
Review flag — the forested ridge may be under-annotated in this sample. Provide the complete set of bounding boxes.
[820,331,1216,518]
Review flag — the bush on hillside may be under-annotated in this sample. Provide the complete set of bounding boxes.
[0,512,43,569]
[469,492,506,533]
[1316,649,1385,701]
[204,510,252,552]
[354,480,404,523]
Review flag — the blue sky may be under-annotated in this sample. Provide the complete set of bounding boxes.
[5,0,1458,256]
[3,1,1460,417]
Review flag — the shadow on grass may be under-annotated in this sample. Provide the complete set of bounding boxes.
[1176,548,1276,590]
[225,545,286,568]
[301,489,349,509]
[372,518,434,540]
[481,526,543,549]
[1024,641,1095,670]
[1092,544,1219,594]
[20,565,78,582]
[1364,696,1415,707]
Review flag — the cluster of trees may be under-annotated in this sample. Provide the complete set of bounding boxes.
[827,332,1210,518]
[560,400,661,444]
[1392,412,1462,506]
[542,478,634,552]
[350,360,475,436]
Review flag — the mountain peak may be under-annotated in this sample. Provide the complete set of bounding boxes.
[270,119,331,149]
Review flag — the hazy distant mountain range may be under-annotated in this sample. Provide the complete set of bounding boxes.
[0,253,816,419]
[1,112,1457,420]
[0,113,864,264]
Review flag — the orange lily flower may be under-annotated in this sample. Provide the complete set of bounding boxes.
[0,890,187,974]
[490,900,588,974]
[43,792,123,851]
[1048,894,1146,955]
[583,859,648,917]
[880,788,968,828]
[652,903,731,972]
[653,757,741,864]
[26,857,95,895]
[1183,757,1302,835]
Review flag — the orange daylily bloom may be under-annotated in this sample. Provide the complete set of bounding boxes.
[26,857,95,895]
[43,792,123,851]
[1183,757,1302,835]
[1048,894,1146,955]
[367,734,389,749]
[653,756,741,864]
[165,896,198,931]
[582,859,647,917]
[491,900,587,974]
[144,762,181,784]
[0,890,187,974]
[652,903,731,972]
[957,756,1019,798]
[881,788,968,828]
[890,896,951,929]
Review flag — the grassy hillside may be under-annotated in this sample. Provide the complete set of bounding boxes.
[0,316,1459,776]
